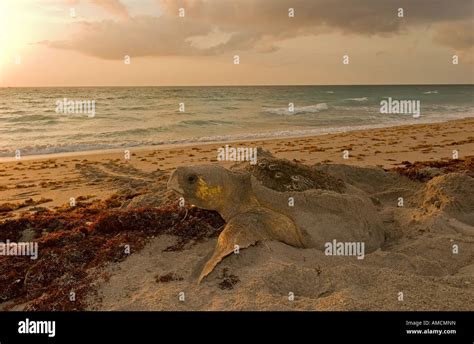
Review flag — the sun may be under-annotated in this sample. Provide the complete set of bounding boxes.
[0,2,9,73]
[0,1,34,81]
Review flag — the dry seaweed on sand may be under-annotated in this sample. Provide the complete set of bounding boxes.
[0,195,224,311]
[392,156,474,182]
[0,198,53,214]
[218,268,240,290]
[155,272,184,283]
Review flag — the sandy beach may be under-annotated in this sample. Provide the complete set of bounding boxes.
[1,118,473,211]
[1,118,473,311]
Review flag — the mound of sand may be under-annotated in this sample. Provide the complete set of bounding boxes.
[419,173,474,226]
[85,161,473,311]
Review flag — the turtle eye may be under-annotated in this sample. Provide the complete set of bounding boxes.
[187,174,197,184]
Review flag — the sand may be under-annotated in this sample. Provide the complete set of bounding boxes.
[1,118,473,311]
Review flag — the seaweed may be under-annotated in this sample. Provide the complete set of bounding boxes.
[0,198,52,214]
[0,195,224,311]
[218,268,240,290]
[155,272,184,283]
[392,156,474,182]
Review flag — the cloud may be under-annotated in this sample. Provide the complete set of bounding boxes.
[43,0,474,60]
[43,16,212,59]
[434,20,474,50]
[160,0,472,34]
[433,20,474,63]
[91,0,129,17]
[66,0,130,18]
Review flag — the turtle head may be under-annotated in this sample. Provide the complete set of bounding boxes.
[168,165,245,212]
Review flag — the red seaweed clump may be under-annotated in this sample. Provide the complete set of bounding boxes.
[91,205,225,251]
[0,218,29,242]
[392,156,474,182]
[0,196,224,311]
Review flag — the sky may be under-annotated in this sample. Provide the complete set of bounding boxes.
[0,0,473,87]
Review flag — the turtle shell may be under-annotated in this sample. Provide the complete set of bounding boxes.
[243,156,346,193]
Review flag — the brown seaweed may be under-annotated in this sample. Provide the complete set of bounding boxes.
[0,195,224,311]
[392,156,474,182]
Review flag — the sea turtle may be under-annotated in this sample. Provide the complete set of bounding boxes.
[167,150,385,283]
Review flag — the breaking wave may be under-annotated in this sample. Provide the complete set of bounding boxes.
[263,103,328,115]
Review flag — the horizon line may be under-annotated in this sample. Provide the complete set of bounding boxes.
[1,83,473,88]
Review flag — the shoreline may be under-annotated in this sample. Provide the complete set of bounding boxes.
[1,117,473,163]
[0,117,473,212]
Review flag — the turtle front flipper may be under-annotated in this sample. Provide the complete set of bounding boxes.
[198,208,312,283]
[198,212,272,284]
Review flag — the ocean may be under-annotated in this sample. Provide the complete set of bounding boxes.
[0,85,473,157]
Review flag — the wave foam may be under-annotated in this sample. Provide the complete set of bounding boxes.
[345,97,368,102]
[263,103,328,115]
[2,113,474,160]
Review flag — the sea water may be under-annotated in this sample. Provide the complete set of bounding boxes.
[0,85,472,157]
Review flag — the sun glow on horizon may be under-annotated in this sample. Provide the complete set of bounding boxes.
[0,2,11,74]
[0,2,36,83]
